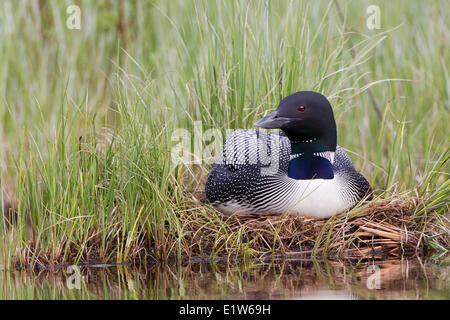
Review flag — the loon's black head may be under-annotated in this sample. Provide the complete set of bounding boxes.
[254,91,337,153]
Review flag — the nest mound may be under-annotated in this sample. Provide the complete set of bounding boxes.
[9,194,449,268]
[182,195,449,260]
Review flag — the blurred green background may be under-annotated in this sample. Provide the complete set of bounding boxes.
[0,0,448,265]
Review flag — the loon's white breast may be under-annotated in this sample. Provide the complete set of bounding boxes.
[273,174,351,218]
[214,172,350,218]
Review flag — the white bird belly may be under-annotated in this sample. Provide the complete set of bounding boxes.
[280,175,350,218]
[212,175,350,218]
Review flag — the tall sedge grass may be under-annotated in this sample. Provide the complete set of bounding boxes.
[0,0,448,267]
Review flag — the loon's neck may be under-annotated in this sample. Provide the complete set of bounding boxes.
[288,141,335,180]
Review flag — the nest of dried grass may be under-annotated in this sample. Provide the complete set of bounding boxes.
[7,192,448,268]
[180,194,449,260]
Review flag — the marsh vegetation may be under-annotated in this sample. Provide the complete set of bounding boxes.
[0,0,448,274]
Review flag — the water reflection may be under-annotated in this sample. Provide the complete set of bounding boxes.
[1,258,448,299]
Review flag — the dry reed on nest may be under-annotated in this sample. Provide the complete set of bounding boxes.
[181,194,449,260]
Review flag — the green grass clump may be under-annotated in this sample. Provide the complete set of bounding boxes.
[0,0,448,267]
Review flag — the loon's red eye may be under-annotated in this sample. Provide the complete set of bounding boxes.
[297,105,306,112]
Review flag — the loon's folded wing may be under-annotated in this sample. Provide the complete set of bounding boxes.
[217,129,291,173]
[333,146,372,201]
[333,146,355,169]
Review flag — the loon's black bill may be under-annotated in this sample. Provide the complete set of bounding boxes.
[254,112,292,129]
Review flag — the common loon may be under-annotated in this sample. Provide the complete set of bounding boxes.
[205,91,372,218]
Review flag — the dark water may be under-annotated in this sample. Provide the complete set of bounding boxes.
[0,258,448,299]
